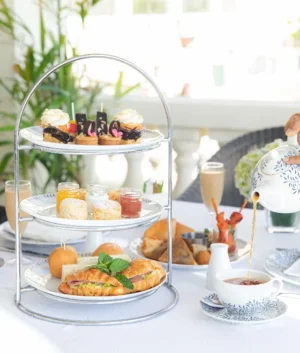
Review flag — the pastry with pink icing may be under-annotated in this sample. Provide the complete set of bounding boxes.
[74,114,98,145]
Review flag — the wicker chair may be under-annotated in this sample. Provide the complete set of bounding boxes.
[0,206,7,224]
[177,127,286,208]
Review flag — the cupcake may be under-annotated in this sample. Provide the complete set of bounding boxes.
[40,109,70,132]
[113,109,143,144]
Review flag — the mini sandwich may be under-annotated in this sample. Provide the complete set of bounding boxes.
[121,259,166,293]
[58,268,129,296]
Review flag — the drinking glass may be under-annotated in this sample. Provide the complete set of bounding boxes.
[5,180,32,264]
[199,162,225,217]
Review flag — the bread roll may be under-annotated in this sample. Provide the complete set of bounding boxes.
[195,250,211,265]
[48,246,78,279]
[92,243,124,256]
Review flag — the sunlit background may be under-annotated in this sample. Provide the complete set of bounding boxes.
[1,0,300,200]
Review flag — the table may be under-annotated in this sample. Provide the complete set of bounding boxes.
[0,201,300,353]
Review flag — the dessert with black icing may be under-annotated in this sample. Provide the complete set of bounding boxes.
[43,126,74,144]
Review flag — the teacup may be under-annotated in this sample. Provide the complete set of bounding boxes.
[215,269,283,313]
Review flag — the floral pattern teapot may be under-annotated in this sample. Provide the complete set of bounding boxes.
[252,135,300,213]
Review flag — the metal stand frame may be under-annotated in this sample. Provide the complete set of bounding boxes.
[14,53,178,325]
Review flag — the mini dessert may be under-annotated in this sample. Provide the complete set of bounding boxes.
[120,187,142,218]
[56,182,81,214]
[195,250,211,265]
[75,114,98,145]
[108,189,120,202]
[113,109,143,144]
[48,246,78,279]
[98,120,122,145]
[92,243,124,256]
[68,120,77,137]
[59,198,88,220]
[43,127,74,144]
[41,109,70,131]
[92,200,121,220]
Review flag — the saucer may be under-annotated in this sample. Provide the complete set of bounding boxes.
[200,294,287,324]
[265,249,300,286]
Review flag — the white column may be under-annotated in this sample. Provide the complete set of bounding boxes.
[123,153,145,189]
[173,138,199,199]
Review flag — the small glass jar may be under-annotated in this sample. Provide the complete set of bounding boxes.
[86,184,108,214]
[56,182,80,214]
[120,187,142,218]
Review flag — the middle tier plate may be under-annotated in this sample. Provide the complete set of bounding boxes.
[20,194,164,231]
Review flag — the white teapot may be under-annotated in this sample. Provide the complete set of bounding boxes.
[252,135,300,213]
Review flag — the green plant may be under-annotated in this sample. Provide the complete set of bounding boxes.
[0,0,140,193]
[234,139,284,201]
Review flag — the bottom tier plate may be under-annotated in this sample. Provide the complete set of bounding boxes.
[25,258,167,304]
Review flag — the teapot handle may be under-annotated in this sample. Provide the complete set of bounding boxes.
[287,135,299,147]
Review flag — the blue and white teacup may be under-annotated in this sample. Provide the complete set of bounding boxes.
[214,269,283,314]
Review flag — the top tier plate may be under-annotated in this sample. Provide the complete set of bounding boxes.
[20,127,164,155]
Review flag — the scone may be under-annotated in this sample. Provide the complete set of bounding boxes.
[59,198,88,220]
[92,200,121,220]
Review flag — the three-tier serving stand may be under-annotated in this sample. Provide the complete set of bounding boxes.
[13,54,179,325]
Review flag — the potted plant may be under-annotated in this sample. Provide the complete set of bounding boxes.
[0,0,140,194]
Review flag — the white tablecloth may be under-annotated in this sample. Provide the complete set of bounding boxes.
[0,201,300,353]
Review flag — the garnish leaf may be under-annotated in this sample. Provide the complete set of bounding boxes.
[109,258,130,274]
[89,264,109,274]
[114,274,134,290]
[98,252,113,265]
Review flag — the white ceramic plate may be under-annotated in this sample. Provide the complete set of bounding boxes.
[25,258,167,304]
[20,126,164,154]
[265,249,300,286]
[0,229,85,246]
[20,194,164,231]
[129,237,249,270]
[0,221,86,245]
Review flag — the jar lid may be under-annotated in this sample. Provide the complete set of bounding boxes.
[120,187,142,197]
[57,182,79,191]
[86,184,107,196]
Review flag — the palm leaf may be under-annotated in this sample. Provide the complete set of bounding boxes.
[0,125,15,131]
[0,152,13,175]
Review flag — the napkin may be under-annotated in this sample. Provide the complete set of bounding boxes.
[283,257,300,277]
[1,221,86,243]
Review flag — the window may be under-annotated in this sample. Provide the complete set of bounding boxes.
[67,0,300,102]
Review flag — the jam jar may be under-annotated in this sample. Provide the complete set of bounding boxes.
[56,182,81,214]
[120,187,142,218]
[85,184,108,215]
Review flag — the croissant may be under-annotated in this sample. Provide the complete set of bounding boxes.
[58,268,129,296]
[121,259,166,293]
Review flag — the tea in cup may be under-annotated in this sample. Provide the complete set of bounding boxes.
[214,269,283,313]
